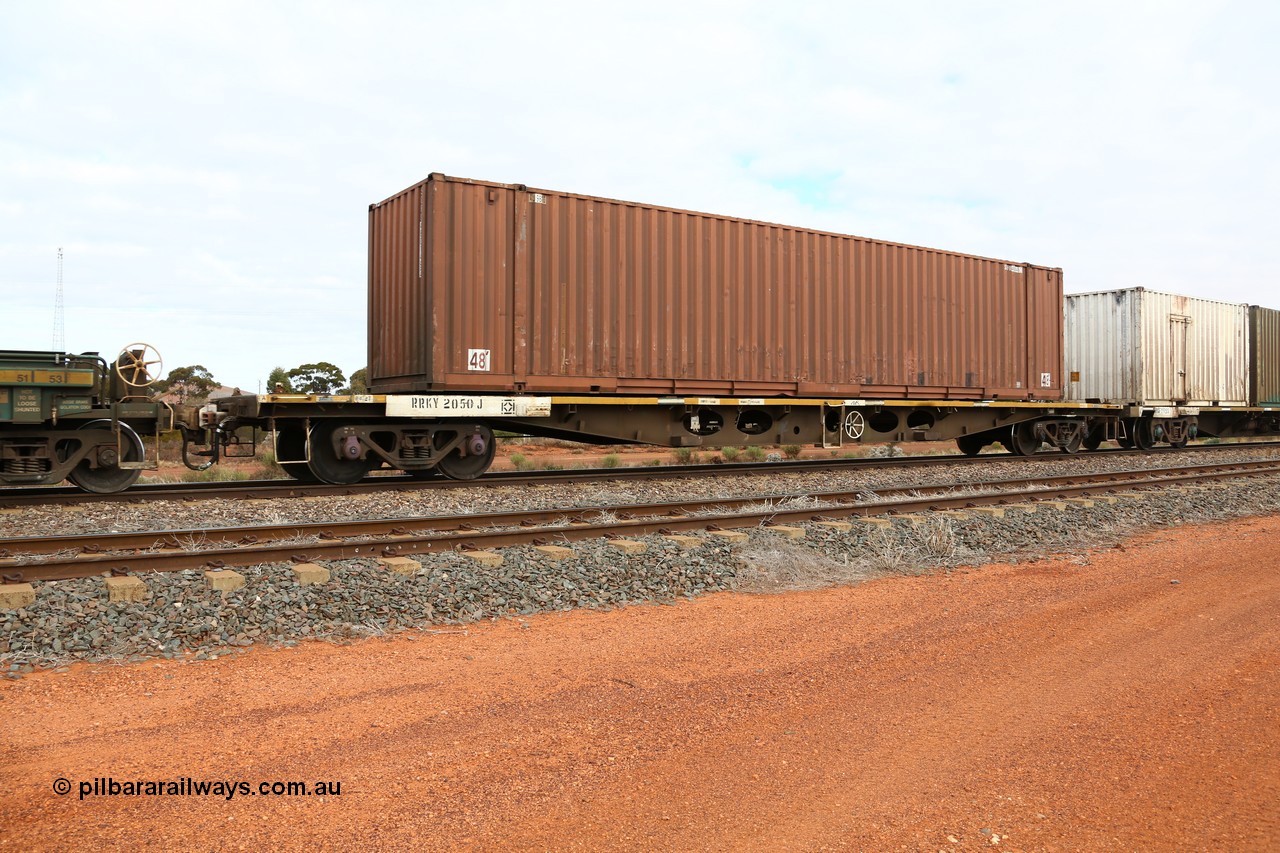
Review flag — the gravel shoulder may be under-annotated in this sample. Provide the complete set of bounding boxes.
[5,468,1280,670]
[1,513,1278,851]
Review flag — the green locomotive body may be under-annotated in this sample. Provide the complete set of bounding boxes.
[0,349,168,492]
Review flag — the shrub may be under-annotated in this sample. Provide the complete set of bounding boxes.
[509,452,537,472]
[782,444,802,459]
[673,447,695,464]
[601,454,621,468]
[744,446,765,462]
[721,446,741,462]
[181,466,251,483]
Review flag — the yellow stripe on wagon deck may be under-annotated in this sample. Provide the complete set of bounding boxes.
[548,395,1126,411]
[252,393,1270,415]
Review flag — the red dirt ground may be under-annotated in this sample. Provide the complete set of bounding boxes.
[1,516,1277,851]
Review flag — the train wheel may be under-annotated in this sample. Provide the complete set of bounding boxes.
[1008,422,1042,456]
[305,422,373,485]
[275,428,319,482]
[1169,435,1190,449]
[68,420,143,494]
[1059,432,1084,454]
[1082,426,1105,451]
[435,426,495,480]
[1131,418,1157,452]
[956,434,986,456]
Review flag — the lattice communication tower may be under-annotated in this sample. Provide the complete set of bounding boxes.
[53,247,64,351]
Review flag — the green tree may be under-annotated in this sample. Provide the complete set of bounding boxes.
[348,367,369,395]
[155,365,218,404]
[266,366,293,393]
[287,362,346,395]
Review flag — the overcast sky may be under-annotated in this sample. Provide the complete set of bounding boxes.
[3,1,1277,390]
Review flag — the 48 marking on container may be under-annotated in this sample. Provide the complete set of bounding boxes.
[467,349,491,371]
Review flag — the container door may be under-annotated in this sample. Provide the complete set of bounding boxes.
[428,179,518,391]
[1169,314,1190,402]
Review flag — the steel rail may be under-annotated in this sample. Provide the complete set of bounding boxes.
[5,460,1278,582]
[3,440,1279,508]
[3,458,1271,558]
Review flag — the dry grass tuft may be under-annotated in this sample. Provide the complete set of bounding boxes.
[735,513,978,593]
[733,540,871,592]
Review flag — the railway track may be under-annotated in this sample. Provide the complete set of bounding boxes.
[5,458,1278,583]
[3,440,1279,508]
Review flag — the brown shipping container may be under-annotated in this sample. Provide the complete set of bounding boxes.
[368,174,1064,400]
[1251,305,1280,406]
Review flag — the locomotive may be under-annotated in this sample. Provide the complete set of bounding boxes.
[0,345,168,492]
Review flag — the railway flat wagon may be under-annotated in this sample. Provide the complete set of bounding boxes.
[176,175,1085,487]
[178,179,1280,487]
[368,173,1065,402]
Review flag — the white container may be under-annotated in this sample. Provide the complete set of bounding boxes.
[1065,288,1249,407]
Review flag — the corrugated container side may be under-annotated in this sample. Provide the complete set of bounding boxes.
[1251,305,1280,405]
[1065,288,1249,406]
[371,174,1064,400]
[1064,289,1140,404]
